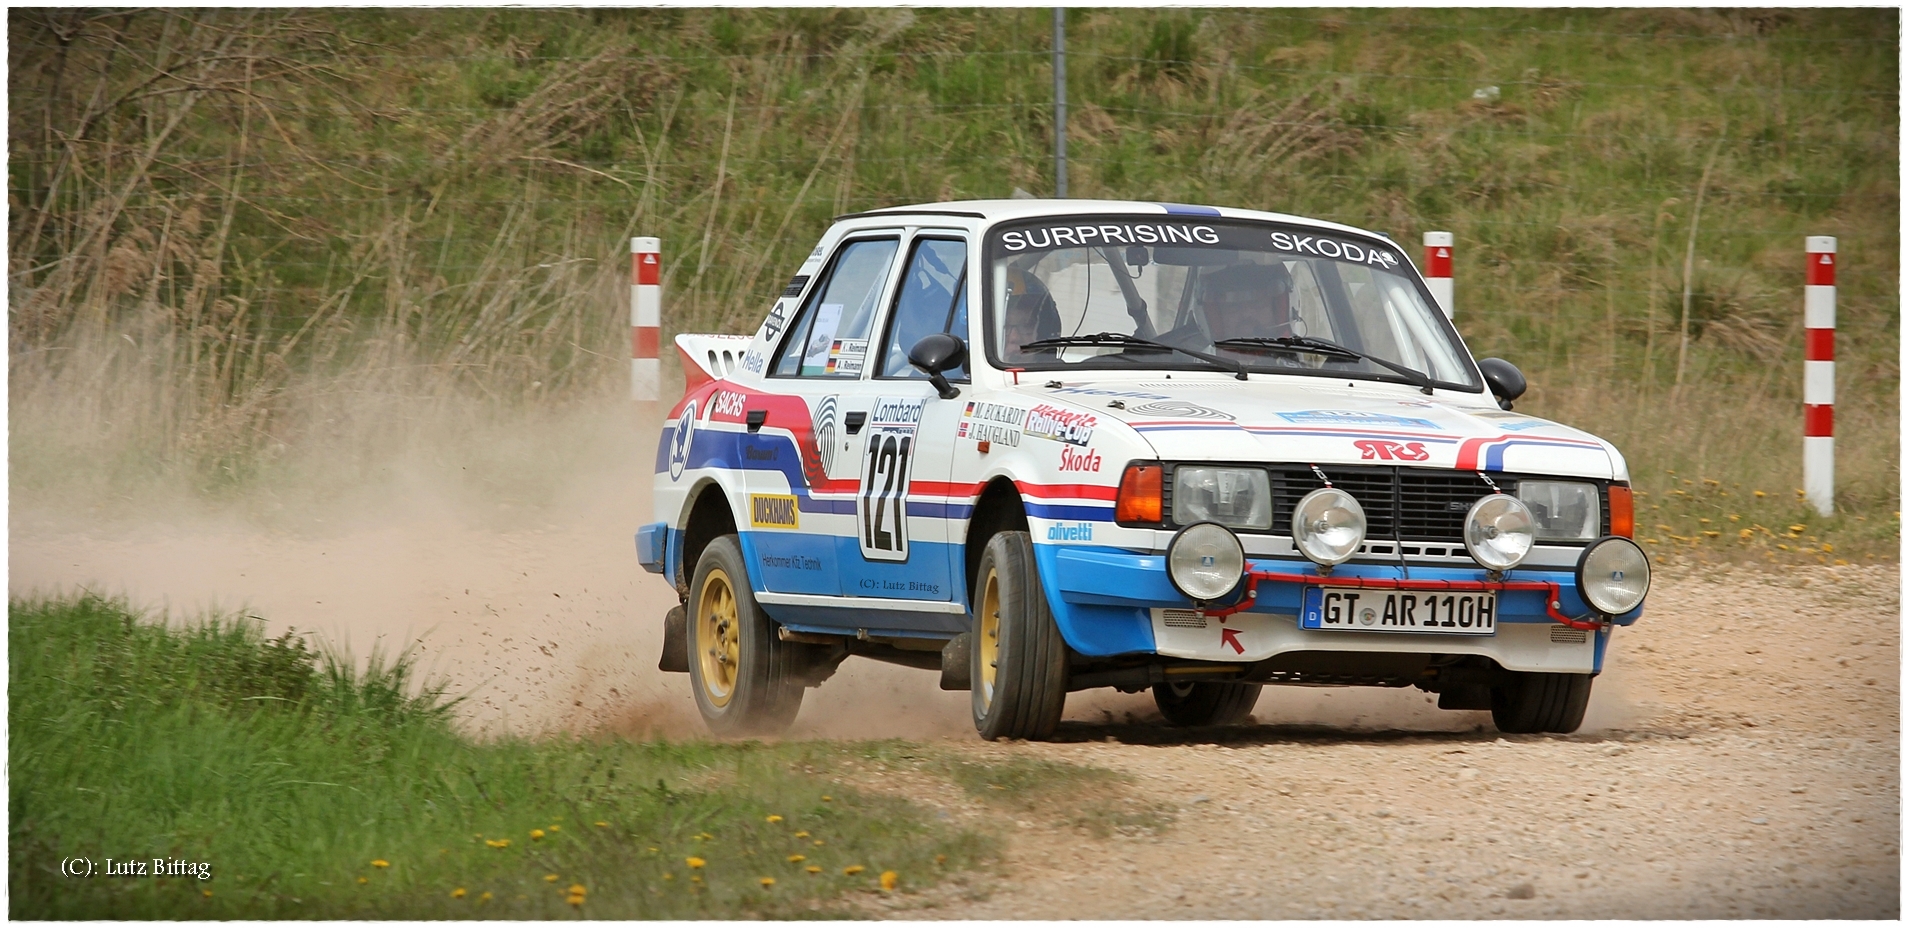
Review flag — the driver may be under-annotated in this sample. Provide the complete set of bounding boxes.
[1159,262,1296,351]
[999,267,1061,364]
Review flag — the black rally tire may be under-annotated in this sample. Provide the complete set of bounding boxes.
[970,531,1069,741]
[1153,681,1262,727]
[687,535,803,736]
[1490,671,1593,734]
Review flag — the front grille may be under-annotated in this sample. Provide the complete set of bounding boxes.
[1268,465,1515,544]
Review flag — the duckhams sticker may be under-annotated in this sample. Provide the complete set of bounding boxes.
[749,493,800,529]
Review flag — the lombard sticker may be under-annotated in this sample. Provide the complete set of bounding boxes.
[1024,403,1098,445]
[667,400,698,481]
[748,493,800,529]
[1124,400,1234,420]
[1058,445,1103,472]
[1000,223,1221,252]
[957,401,1027,446]
[1045,522,1095,542]
[824,338,867,376]
[1267,230,1400,269]
[1355,439,1431,462]
[858,397,925,562]
[1278,409,1440,430]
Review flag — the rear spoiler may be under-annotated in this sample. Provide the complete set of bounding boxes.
[675,333,755,395]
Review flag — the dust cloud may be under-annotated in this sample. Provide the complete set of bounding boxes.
[8,392,1634,740]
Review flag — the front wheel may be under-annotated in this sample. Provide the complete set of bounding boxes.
[688,535,803,736]
[970,532,1069,741]
[1153,681,1262,727]
[1490,671,1592,734]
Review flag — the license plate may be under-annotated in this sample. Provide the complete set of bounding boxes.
[1300,587,1496,635]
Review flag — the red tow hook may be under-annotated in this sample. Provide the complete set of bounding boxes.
[1199,569,1608,631]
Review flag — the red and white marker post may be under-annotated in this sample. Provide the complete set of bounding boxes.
[1804,235,1836,516]
[1424,231,1454,319]
[632,236,661,402]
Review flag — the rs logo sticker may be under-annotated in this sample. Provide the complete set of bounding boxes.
[858,397,923,562]
[1356,439,1430,461]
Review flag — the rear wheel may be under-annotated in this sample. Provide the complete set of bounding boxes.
[1490,671,1593,734]
[688,535,803,736]
[970,532,1069,741]
[1153,681,1262,726]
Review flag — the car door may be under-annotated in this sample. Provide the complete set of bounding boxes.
[747,234,902,597]
[857,234,972,614]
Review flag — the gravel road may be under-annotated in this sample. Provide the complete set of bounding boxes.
[13,464,1897,919]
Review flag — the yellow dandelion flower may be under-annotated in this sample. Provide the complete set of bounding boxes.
[663,873,674,882]
[813,840,825,847]
[806,866,822,874]
[548,825,560,832]
[202,890,212,898]
[935,854,947,865]
[760,877,776,888]
[545,874,560,883]
[1739,529,1754,540]
[530,829,545,840]
[787,854,806,863]
[1821,543,1834,553]
[596,821,609,828]
[567,894,584,907]
[1788,524,1808,533]
[1728,514,1741,521]
[479,892,493,903]
[1753,490,1767,498]
[686,857,706,869]
[371,860,390,869]
[821,796,833,802]
[843,865,866,876]
[1835,558,1849,566]
[357,876,368,885]
[766,814,784,823]
[1703,530,1720,538]
[794,830,810,838]
[647,847,659,853]
[697,832,715,840]
[880,871,899,892]
[691,876,702,884]
[451,888,467,899]
[569,884,587,896]
[1778,543,1790,550]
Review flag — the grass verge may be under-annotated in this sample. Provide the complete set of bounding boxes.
[8,595,992,918]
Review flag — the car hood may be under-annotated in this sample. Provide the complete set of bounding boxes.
[1031,379,1619,479]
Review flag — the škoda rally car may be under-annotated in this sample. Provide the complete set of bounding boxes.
[636,199,1651,740]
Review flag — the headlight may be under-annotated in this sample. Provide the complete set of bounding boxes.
[1172,466,1271,530]
[1577,536,1651,614]
[1517,480,1601,542]
[1291,487,1366,567]
[1464,494,1534,571]
[1167,522,1246,601]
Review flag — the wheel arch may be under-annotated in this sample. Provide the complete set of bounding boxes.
[963,476,1029,611]
[678,477,740,598]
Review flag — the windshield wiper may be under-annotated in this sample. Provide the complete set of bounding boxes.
[1021,332,1248,380]
[1213,335,1436,394]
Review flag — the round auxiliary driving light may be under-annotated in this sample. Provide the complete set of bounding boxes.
[1576,536,1651,615]
[1167,522,1246,602]
[1464,494,1535,571]
[1291,487,1367,567]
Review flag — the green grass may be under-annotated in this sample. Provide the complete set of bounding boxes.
[8,595,993,918]
[7,9,1898,556]
[940,755,1174,839]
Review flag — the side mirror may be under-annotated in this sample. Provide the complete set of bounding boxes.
[908,333,966,400]
[1476,358,1527,410]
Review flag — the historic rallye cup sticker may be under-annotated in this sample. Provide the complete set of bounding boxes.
[1023,403,1098,445]
[858,397,923,562]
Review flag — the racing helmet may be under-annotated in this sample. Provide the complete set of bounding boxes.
[1002,267,1061,356]
[1198,261,1295,338]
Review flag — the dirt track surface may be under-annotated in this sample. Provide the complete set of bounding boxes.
[11,470,1899,918]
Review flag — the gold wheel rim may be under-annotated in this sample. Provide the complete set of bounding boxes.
[697,567,741,708]
[977,566,1001,711]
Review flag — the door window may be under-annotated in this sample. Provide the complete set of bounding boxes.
[877,238,970,380]
[771,238,900,378]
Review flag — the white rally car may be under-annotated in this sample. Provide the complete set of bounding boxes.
[636,200,1651,740]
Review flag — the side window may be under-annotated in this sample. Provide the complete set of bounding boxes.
[770,238,900,378]
[877,238,969,380]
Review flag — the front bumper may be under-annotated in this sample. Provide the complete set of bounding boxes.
[1033,544,1640,674]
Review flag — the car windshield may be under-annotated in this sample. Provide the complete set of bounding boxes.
[983,217,1481,390]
